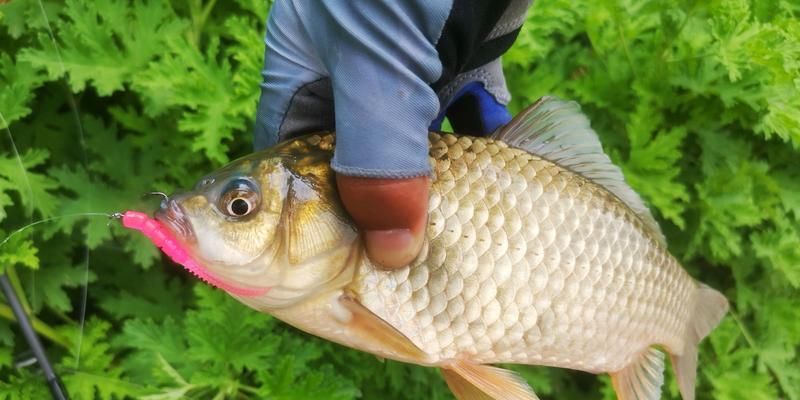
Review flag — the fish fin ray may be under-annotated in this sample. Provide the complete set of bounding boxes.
[443,361,539,400]
[441,368,495,400]
[610,348,665,400]
[670,284,728,400]
[338,295,429,362]
[491,96,666,246]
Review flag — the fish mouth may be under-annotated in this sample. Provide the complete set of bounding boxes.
[153,199,270,298]
[155,199,196,244]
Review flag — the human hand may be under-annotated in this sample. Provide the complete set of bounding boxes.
[255,0,530,269]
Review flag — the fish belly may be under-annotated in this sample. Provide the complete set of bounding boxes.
[352,134,697,373]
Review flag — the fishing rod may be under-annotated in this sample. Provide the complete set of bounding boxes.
[0,274,68,400]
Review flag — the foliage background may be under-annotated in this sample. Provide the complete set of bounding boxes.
[0,0,798,398]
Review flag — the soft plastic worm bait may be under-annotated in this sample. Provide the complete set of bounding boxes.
[117,211,269,297]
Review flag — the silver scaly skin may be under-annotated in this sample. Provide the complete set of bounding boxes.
[354,132,695,373]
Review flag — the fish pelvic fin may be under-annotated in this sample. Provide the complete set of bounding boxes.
[338,295,430,363]
[670,284,729,400]
[441,361,539,400]
[610,348,665,400]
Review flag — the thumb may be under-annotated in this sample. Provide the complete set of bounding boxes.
[336,175,428,270]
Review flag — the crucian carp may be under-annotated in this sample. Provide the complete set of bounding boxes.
[127,97,728,400]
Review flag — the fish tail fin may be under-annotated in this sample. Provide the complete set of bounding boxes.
[670,284,728,400]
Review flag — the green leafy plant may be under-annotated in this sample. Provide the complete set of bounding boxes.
[0,0,798,398]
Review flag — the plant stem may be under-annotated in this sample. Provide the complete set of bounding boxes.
[198,0,219,33]
[6,266,32,314]
[189,0,219,46]
[729,309,757,350]
[730,309,791,398]
[0,302,70,349]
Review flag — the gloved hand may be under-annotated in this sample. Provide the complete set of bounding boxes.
[255,0,531,269]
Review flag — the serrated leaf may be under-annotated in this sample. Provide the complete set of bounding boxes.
[19,0,186,96]
[688,133,769,260]
[0,149,59,220]
[0,229,39,271]
[133,36,248,163]
[0,55,47,129]
[184,286,278,371]
[23,240,95,313]
[0,370,52,400]
[0,0,62,39]
[96,254,190,320]
[619,98,690,227]
[752,218,800,287]
[46,166,128,248]
[59,319,145,399]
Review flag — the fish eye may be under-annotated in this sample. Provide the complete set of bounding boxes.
[219,178,259,218]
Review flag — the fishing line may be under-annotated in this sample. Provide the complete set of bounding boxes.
[36,0,94,373]
[0,213,114,248]
[74,247,89,371]
[0,117,105,400]
[0,113,35,213]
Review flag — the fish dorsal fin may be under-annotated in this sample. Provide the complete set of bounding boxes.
[492,96,666,246]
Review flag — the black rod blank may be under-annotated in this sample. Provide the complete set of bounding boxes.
[0,274,68,400]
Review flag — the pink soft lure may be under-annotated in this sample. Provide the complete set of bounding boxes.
[120,211,268,297]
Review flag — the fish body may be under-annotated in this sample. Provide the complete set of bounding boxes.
[151,97,727,400]
[351,131,695,373]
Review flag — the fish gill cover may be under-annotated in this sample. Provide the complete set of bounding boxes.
[0,0,798,399]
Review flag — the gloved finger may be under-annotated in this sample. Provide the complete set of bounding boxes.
[254,0,329,151]
[336,175,429,270]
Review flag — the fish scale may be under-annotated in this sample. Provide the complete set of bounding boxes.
[352,132,696,373]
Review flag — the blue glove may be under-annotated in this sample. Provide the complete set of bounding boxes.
[254,0,530,179]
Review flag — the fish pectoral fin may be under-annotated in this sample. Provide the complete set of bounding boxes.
[338,295,428,362]
[610,347,666,400]
[442,361,539,400]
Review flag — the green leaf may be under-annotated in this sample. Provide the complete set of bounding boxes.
[0,148,59,220]
[97,265,190,321]
[0,229,39,272]
[184,286,278,371]
[619,97,690,228]
[0,55,47,129]
[24,241,95,313]
[751,218,800,287]
[0,0,62,39]
[19,0,186,96]
[0,370,52,400]
[133,36,250,163]
[688,133,768,260]
[60,318,145,399]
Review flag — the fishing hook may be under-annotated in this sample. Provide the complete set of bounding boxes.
[143,191,170,209]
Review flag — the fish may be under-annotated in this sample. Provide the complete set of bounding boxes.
[142,97,728,400]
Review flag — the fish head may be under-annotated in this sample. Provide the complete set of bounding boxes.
[157,136,359,309]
